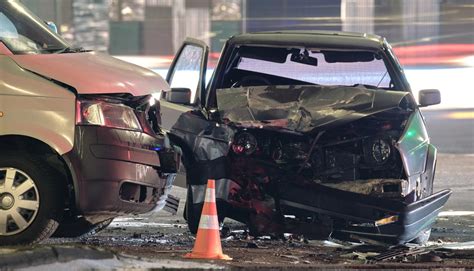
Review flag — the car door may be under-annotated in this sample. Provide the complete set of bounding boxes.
[159,38,209,131]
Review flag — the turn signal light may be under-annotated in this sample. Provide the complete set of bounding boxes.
[375,215,399,226]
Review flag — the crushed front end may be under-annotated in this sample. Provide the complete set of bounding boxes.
[172,85,451,245]
[63,94,179,222]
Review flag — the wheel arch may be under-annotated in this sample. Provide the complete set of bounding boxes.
[0,135,76,210]
[0,134,59,154]
[167,132,196,188]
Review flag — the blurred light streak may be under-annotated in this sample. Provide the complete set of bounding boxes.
[407,67,474,110]
[445,111,474,120]
[460,56,474,67]
[392,33,474,46]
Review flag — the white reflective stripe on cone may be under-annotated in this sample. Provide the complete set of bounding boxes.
[198,215,220,230]
[205,188,216,203]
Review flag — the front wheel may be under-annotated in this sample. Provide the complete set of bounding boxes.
[0,153,64,245]
[412,229,432,245]
[184,185,202,234]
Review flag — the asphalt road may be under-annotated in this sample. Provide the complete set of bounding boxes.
[1,153,468,270]
[433,153,473,211]
[422,109,474,154]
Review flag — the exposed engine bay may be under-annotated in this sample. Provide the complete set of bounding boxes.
[222,97,412,239]
[230,116,406,189]
[170,84,451,245]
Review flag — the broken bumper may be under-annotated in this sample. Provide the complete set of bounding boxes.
[279,184,452,244]
[63,126,177,216]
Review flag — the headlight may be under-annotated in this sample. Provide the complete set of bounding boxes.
[363,137,391,165]
[232,132,257,155]
[371,138,391,163]
[76,100,142,131]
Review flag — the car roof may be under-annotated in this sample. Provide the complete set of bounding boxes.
[227,30,385,51]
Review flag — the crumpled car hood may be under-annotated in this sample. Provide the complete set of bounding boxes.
[217,85,412,132]
[10,52,170,96]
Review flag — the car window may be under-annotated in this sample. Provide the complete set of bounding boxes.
[235,50,392,88]
[0,13,18,38]
[0,1,69,54]
[168,44,204,104]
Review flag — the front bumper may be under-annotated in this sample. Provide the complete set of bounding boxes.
[63,126,177,216]
[279,183,452,244]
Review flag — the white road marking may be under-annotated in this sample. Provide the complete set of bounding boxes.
[438,211,474,217]
[108,221,187,228]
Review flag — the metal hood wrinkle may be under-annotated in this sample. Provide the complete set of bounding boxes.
[217,85,412,132]
[9,52,170,96]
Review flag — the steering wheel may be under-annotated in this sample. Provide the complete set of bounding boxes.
[232,75,272,88]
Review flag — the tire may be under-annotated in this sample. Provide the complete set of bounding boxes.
[412,228,431,245]
[53,217,113,238]
[0,153,64,245]
[185,185,202,234]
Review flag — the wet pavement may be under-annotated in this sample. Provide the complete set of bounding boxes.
[2,153,473,270]
[422,109,474,154]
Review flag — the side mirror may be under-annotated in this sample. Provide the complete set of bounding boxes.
[418,89,441,107]
[165,88,192,104]
[46,21,58,33]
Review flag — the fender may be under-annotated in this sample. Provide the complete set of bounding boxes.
[395,109,430,196]
[169,111,234,186]
[0,56,76,155]
[421,144,437,195]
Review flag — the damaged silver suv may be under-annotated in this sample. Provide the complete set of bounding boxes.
[163,32,451,245]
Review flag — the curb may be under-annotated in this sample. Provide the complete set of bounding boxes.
[0,246,114,269]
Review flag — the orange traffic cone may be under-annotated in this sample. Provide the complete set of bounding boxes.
[184,179,232,260]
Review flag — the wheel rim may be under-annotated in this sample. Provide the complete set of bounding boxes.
[0,168,40,236]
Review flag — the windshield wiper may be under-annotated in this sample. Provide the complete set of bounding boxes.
[54,46,85,54]
[42,46,85,54]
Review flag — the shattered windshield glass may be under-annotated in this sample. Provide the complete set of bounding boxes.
[0,1,69,54]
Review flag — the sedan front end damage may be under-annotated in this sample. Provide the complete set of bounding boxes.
[165,32,450,246]
[171,84,450,245]
[278,182,451,244]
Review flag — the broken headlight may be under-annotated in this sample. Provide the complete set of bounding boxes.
[232,132,257,155]
[364,137,391,165]
[76,100,142,131]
